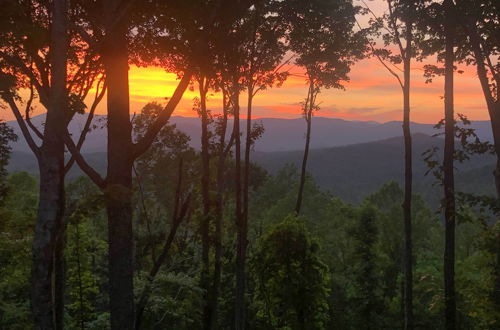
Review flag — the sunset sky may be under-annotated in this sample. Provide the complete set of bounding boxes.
[0,1,489,124]
[96,58,488,124]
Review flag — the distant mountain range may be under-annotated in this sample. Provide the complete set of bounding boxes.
[5,113,494,153]
[252,133,496,204]
[6,116,496,205]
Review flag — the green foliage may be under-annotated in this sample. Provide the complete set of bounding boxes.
[0,120,16,205]
[251,215,330,330]
[64,176,108,329]
[0,172,37,329]
[348,204,382,329]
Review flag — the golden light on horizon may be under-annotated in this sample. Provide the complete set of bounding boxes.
[0,61,489,124]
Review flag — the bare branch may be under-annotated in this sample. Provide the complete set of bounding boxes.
[135,159,191,329]
[355,19,404,90]
[4,94,41,159]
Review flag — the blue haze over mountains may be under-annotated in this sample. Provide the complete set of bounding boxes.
[6,113,494,153]
[6,114,496,204]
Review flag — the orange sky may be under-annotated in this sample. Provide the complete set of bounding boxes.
[0,59,488,124]
[121,59,489,124]
[0,0,490,124]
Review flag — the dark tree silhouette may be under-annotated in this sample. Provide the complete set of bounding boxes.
[0,1,102,327]
[443,0,457,327]
[363,0,427,326]
[455,0,500,309]
[286,0,366,215]
[64,1,193,327]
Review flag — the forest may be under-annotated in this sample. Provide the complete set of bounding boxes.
[0,0,499,329]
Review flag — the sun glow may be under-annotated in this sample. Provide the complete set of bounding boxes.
[0,61,489,124]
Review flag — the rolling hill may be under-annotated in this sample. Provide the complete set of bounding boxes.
[7,132,496,206]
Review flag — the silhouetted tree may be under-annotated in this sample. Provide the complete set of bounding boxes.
[62,0,203,327]
[454,0,500,310]
[364,0,427,326]
[252,215,331,329]
[285,0,366,214]
[443,1,457,327]
[0,0,102,327]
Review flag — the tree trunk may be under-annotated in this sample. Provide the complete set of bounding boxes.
[234,86,246,330]
[210,90,230,330]
[443,1,456,327]
[243,86,253,233]
[31,0,68,328]
[199,78,213,330]
[235,84,254,329]
[402,12,413,330]
[103,1,135,328]
[296,81,314,215]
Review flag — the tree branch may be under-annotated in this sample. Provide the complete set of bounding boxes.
[135,159,191,329]
[65,80,107,173]
[5,94,41,159]
[387,0,405,57]
[131,70,193,159]
[24,81,44,140]
[0,53,49,105]
[355,19,404,90]
[64,130,106,188]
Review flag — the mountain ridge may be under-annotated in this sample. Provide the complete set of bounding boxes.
[7,133,496,205]
[5,113,494,153]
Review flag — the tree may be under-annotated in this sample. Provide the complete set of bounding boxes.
[453,0,500,312]
[285,0,366,214]
[0,0,103,327]
[418,0,464,326]
[64,177,106,329]
[350,204,382,329]
[232,3,288,327]
[63,1,194,327]
[0,172,38,329]
[251,215,331,329]
[364,0,427,326]
[132,102,194,329]
[443,1,457,327]
[453,0,500,198]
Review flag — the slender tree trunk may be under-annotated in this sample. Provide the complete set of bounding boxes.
[31,0,68,328]
[210,91,230,330]
[236,84,254,329]
[443,2,456,327]
[199,78,213,330]
[296,81,314,215]
[243,86,253,239]
[234,86,246,330]
[402,13,413,330]
[103,1,135,328]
